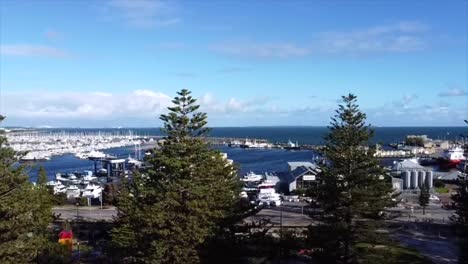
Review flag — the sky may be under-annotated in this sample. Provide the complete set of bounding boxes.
[0,0,467,127]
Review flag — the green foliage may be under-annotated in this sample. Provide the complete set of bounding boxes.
[433,179,445,188]
[309,94,394,263]
[405,137,424,147]
[355,243,430,264]
[77,196,89,206]
[435,187,449,194]
[110,90,242,263]
[451,139,468,263]
[451,173,468,226]
[103,183,118,206]
[53,193,68,206]
[291,188,307,196]
[37,166,48,185]
[0,116,64,263]
[418,185,430,215]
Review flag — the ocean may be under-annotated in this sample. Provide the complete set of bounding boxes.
[38,126,467,145]
[22,126,467,182]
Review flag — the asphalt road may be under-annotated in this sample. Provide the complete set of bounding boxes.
[53,206,116,221]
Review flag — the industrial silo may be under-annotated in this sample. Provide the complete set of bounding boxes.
[403,170,411,189]
[426,171,434,189]
[411,170,418,189]
[418,171,426,188]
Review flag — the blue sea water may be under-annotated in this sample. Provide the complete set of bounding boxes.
[25,127,467,182]
[27,146,316,182]
[41,126,467,145]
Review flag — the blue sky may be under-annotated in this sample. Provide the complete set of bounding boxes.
[0,0,467,127]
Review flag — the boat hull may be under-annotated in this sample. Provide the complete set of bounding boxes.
[438,158,462,169]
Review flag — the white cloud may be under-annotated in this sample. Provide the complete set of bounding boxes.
[212,42,310,59]
[3,90,172,120]
[314,21,429,55]
[107,0,180,28]
[0,44,70,58]
[438,88,468,97]
[393,94,418,107]
[212,21,429,60]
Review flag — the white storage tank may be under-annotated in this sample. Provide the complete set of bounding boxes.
[411,170,418,189]
[426,171,434,189]
[403,170,411,189]
[418,171,426,188]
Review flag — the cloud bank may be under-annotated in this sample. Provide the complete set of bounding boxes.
[213,21,429,60]
[107,0,180,28]
[2,88,465,127]
[438,88,468,97]
[0,44,70,58]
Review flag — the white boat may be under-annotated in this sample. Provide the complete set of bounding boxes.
[82,183,103,199]
[241,172,264,182]
[228,140,242,147]
[68,174,81,185]
[258,193,282,206]
[55,173,70,182]
[258,180,277,194]
[53,183,67,195]
[82,174,98,185]
[87,150,106,159]
[284,140,300,150]
[65,185,81,199]
[439,146,466,168]
[240,139,254,148]
[20,152,49,161]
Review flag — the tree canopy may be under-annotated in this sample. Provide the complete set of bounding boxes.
[0,116,61,263]
[418,184,430,215]
[310,94,394,263]
[111,89,241,263]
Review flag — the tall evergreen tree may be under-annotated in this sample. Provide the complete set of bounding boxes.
[111,89,241,263]
[451,122,468,263]
[0,116,60,263]
[418,184,430,215]
[310,94,394,263]
[37,166,48,185]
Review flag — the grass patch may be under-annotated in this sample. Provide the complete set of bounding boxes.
[356,243,431,264]
[435,187,449,194]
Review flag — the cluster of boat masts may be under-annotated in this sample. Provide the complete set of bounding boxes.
[239,171,282,206]
[6,131,155,162]
[228,139,301,150]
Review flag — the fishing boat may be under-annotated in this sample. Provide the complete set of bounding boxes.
[284,140,300,150]
[438,146,466,169]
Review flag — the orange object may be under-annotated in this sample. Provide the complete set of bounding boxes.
[58,230,73,251]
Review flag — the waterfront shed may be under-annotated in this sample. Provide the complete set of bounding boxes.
[284,162,321,193]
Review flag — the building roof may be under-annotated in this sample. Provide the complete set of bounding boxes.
[287,161,317,172]
[434,171,461,181]
[284,164,320,184]
[391,159,426,171]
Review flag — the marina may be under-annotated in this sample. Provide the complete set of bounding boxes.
[6,130,160,161]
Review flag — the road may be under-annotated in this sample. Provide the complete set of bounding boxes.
[53,206,116,221]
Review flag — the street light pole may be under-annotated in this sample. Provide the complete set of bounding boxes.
[279,203,283,263]
[75,201,80,261]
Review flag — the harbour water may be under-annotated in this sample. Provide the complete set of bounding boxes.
[26,145,317,182]
[22,126,466,182]
[32,126,467,145]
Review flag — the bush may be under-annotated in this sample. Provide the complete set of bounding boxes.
[434,179,445,188]
[53,193,68,206]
